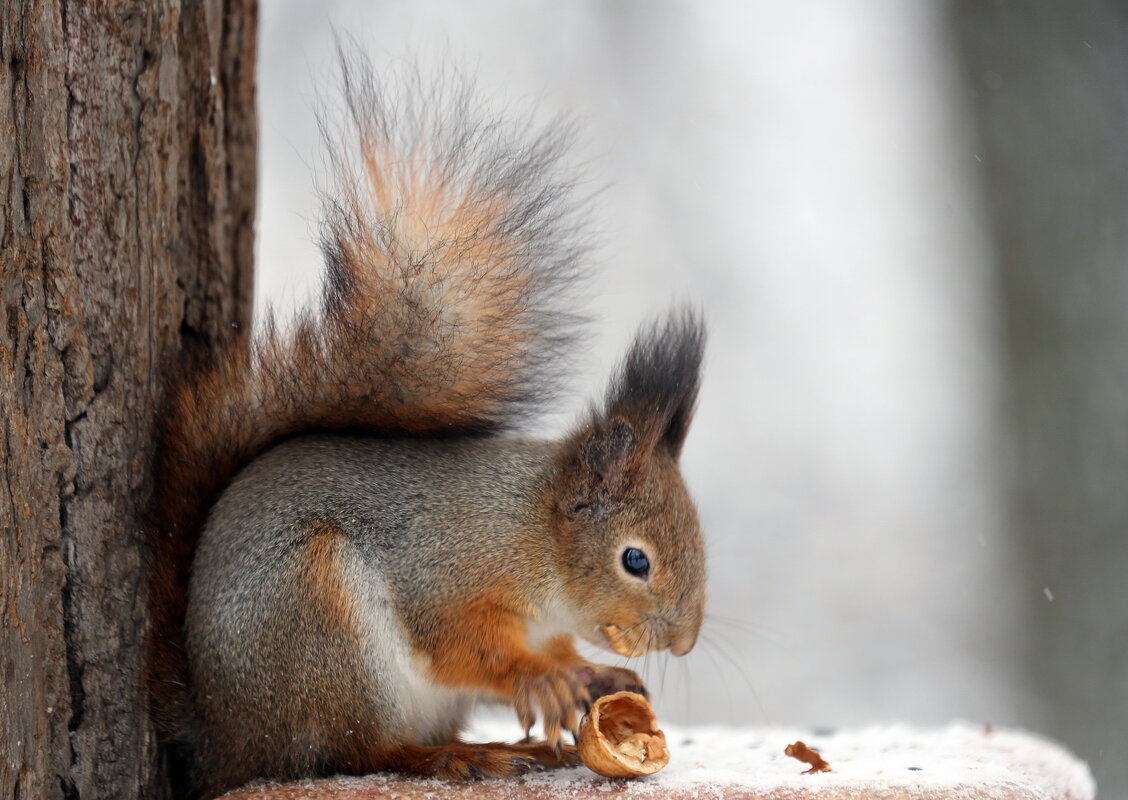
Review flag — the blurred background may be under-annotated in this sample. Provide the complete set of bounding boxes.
[255,1,1127,795]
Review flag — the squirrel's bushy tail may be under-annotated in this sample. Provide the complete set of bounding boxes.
[149,53,587,742]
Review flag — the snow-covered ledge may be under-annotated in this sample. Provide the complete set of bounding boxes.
[220,723,1096,800]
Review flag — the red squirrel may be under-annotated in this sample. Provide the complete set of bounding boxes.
[147,53,706,798]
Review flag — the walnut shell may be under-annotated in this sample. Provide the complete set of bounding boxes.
[577,691,670,778]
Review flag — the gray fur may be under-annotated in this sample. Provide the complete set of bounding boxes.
[187,434,560,774]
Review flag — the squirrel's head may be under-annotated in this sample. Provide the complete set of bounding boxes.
[550,310,706,658]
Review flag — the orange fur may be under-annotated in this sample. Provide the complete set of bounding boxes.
[302,522,356,641]
[421,599,589,744]
[387,740,578,779]
[424,596,551,696]
[285,521,387,779]
[542,634,586,668]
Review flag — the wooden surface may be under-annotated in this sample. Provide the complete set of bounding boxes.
[220,723,1096,800]
[0,1,256,796]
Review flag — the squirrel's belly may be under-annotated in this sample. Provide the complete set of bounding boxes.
[352,576,474,745]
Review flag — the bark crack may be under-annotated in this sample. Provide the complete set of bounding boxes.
[58,775,79,800]
[61,554,85,736]
[60,500,84,800]
[56,3,84,796]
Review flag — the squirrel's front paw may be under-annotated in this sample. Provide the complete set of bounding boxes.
[513,669,590,751]
[574,663,647,702]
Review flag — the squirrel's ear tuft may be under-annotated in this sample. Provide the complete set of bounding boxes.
[556,309,703,519]
[605,308,705,459]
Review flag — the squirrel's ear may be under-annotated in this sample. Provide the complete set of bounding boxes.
[558,417,638,520]
[604,308,705,459]
[580,418,636,493]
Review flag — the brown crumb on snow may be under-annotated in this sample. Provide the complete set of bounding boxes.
[784,740,831,774]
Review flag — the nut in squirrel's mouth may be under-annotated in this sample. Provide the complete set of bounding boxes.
[599,624,652,657]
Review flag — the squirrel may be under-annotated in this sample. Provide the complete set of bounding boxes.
[147,53,706,798]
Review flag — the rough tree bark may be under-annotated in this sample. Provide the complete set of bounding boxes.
[1,1,256,797]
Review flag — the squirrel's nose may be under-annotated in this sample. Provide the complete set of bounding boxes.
[667,601,704,656]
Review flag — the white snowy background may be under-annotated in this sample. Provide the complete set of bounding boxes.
[254,0,1121,795]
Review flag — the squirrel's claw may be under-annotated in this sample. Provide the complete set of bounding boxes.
[511,756,546,772]
[513,669,589,754]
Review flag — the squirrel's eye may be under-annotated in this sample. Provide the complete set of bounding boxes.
[621,547,650,579]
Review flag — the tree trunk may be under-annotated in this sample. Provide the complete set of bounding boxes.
[950,1,1128,796]
[0,1,256,797]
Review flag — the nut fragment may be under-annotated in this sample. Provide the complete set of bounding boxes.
[598,624,647,657]
[784,740,831,774]
[578,691,670,778]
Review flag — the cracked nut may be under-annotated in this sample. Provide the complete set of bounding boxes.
[577,691,670,778]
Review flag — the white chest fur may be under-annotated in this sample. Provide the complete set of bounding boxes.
[350,571,474,744]
[524,601,580,655]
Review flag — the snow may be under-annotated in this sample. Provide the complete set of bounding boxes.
[224,721,1096,800]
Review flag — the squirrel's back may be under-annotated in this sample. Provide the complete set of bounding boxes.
[148,53,589,755]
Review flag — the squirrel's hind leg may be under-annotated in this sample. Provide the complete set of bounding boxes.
[388,741,579,780]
